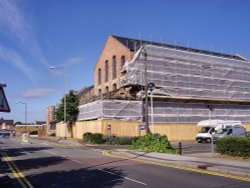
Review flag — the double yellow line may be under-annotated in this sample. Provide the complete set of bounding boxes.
[2,153,33,188]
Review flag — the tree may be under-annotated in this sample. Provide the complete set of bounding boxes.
[14,121,22,126]
[56,90,79,123]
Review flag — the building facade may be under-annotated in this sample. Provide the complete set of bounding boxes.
[69,35,250,140]
[46,106,56,135]
[93,35,135,97]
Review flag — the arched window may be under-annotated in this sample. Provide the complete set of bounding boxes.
[105,86,109,93]
[105,60,109,82]
[120,56,125,70]
[113,83,117,91]
[112,55,117,79]
[98,89,102,97]
[98,68,101,85]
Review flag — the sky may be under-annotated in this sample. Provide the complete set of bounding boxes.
[0,0,250,123]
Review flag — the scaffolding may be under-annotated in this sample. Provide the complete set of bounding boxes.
[149,101,250,124]
[122,45,250,102]
[79,44,250,124]
[78,99,142,121]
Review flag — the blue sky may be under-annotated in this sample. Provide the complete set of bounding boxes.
[1,0,250,123]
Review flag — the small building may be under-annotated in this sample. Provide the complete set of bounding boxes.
[0,118,14,131]
[46,106,56,135]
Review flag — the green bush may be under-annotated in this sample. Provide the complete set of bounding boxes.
[83,132,105,144]
[215,137,250,157]
[83,132,92,142]
[90,133,105,144]
[107,135,134,145]
[129,134,177,153]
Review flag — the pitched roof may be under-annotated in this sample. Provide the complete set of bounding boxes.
[112,35,246,61]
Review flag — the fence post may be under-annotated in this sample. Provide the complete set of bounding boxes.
[178,142,182,155]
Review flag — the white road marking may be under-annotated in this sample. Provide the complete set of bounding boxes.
[44,151,84,164]
[98,169,147,186]
[22,151,31,155]
[44,150,56,155]
[15,147,31,154]
[70,159,83,164]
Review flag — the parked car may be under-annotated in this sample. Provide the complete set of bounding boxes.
[213,126,247,141]
[0,131,11,138]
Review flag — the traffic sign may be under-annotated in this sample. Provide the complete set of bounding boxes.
[139,125,146,130]
[0,84,10,112]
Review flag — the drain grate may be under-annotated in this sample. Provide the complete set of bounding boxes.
[198,164,214,170]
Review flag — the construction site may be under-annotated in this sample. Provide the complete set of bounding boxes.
[57,36,250,141]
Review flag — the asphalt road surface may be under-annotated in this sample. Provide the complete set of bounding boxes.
[1,137,249,188]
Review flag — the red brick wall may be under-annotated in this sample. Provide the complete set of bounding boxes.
[93,36,134,96]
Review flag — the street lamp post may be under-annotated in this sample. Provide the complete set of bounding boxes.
[16,102,27,127]
[50,65,67,139]
[16,102,29,142]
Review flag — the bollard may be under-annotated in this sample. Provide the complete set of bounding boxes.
[178,142,182,155]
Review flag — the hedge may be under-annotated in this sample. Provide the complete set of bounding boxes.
[215,137,250,157]
[83,132,105,144]
[83,132,134,145]
[108,136,134,145]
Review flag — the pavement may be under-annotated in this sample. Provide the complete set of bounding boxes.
[30,136,250,178]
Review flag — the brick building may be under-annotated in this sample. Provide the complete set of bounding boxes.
[93,35,135,97]
[68,35,250,141]
[46,106,56,135]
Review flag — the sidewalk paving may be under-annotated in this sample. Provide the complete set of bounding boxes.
[31,136,250,178]
[110,149,250,178]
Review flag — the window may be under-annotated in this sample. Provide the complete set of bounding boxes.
[105,86,109,93]
[112,55,117,79]
[121,56,126,70]
[105,60,109,82]
[113,83,117,91]
[98,68,101,85]
[98,89,102,97]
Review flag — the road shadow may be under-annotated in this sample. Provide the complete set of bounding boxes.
[2,147,53,157]
[9,156,68,171]
[28,167,126,188]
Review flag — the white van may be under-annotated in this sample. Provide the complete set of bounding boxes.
[196,120,242,143]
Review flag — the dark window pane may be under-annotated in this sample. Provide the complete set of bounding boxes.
[112,56,117,79]
[105,60,109,82]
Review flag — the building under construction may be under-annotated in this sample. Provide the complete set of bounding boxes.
[67,35,250,140]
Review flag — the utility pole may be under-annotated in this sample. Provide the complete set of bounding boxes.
[148,82,155,134]
[142,48,150,133]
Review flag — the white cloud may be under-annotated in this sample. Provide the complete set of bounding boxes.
[0,0,49,67]
[0,45,37,85]
[20,88,57,98]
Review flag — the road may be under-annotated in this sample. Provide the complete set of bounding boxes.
[1,137,249,188]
